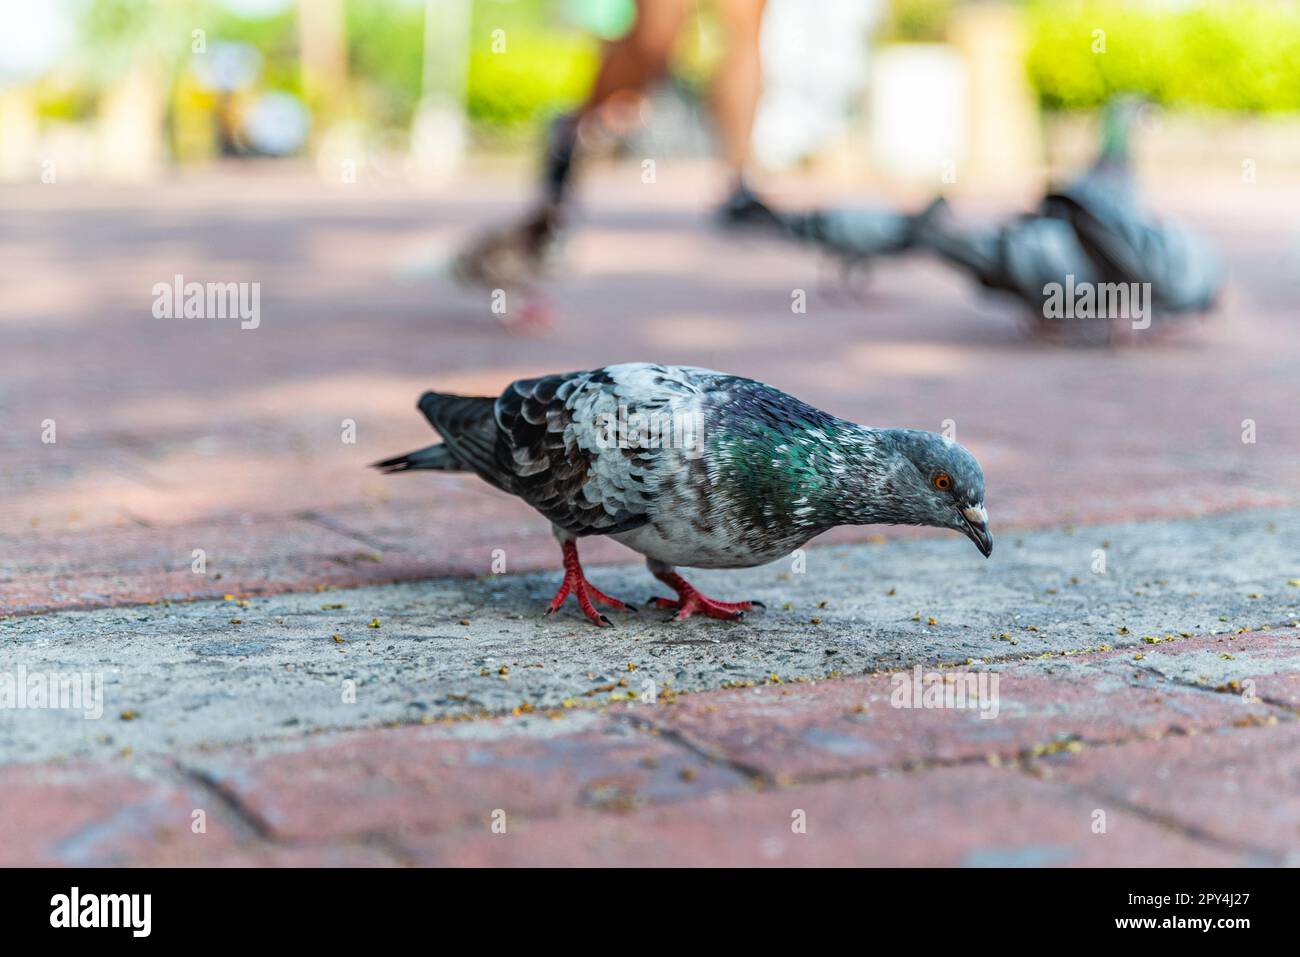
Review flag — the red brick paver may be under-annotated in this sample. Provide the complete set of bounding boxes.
[4,634,1295,867]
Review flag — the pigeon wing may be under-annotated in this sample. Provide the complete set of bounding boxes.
[494,367,676,537]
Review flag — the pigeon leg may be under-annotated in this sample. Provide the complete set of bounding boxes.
[513,291,555,332]
[544,539,631,626]
[647,563,762,622]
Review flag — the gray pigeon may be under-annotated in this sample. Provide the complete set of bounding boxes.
[1043,98,1221,316]
[912,97,1222,343]
[777,203,938,265]
[374,363,992,626]
[717,185,938,269]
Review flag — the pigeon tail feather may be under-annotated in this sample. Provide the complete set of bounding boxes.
[415,391,513,490]
[371,443,459,473]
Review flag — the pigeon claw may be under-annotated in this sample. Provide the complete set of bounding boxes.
[506,296,555,334]
[647,568,758,622]
[650,593,754,622]
[546,540,631,627]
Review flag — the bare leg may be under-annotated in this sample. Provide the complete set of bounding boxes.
[582,0,692,117]
[457,0,691,302]
[546,0,692,203]
[710,0,767,186]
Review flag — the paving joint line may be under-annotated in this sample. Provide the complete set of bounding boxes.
[615,709,774,787]
[173,760,276,844]
[1037,771,1289,865]
[296,510,398,555]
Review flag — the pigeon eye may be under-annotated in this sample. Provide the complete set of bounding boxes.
[933,472,952,491]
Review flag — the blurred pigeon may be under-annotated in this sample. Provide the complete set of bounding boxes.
[448,113,581,332]
[776,202,941,265]
[1044,97,1221,316]
[374,363,991,626]
[726,187,941,275]
[913,97,1222,343]
[450,201,563,331]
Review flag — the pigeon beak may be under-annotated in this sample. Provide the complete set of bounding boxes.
[959,505,993,558]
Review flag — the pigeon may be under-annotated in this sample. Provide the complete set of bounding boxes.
[450,201,564,331]
[911,97,1222,343]
[724,187,944,281]
[374,363,992,626]
[1042,97,1221,317]
[776,201,943,266]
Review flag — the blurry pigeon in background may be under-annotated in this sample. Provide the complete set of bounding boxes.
[724,186,941,276]
[375,363,992,626]
[445,113,585,332]
[911,96,1223,344]
[449,201,564,331]
[775,202,944,267]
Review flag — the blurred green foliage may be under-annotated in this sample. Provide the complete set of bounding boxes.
[879,0,954,44]
[346,0,425,127]
[205,2,300,96]
[1027,0,1300,112]
[43,0,1300,132]
[465,0,598,127]
[466,39,597,127]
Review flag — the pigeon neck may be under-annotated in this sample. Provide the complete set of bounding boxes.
[822,428,940,529]
[711,419,883,532]
[797,426,906,528]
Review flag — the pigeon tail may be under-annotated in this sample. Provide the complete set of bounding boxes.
[415,391,513,490]
[371,443,459,473]
[911,204,1009,290]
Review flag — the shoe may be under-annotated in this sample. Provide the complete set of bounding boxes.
[716,182,783,232]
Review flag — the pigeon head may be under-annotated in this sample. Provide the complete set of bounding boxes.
[871,430,992,557]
